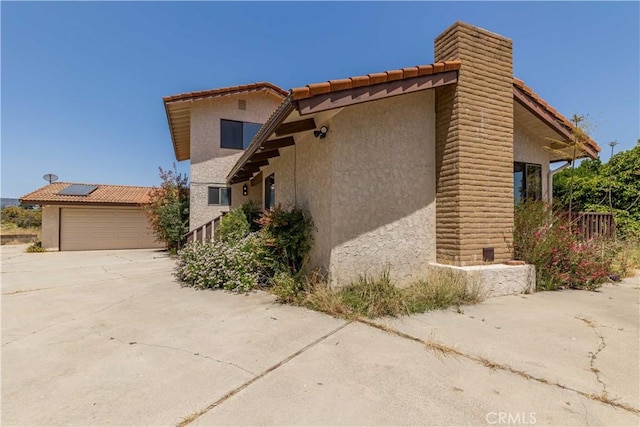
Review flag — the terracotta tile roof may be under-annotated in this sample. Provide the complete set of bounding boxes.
[20,183,156,205]
[163,82,288,103]
[513,78,600,155]
[291,60,462,100]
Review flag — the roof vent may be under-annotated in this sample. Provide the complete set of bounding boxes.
[238,99,247,110]
[57,184,99,196]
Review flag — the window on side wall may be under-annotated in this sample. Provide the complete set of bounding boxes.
[220,119,262,150]
[208,187,231,206]
[264,174,275,210]
[514,162,542,205]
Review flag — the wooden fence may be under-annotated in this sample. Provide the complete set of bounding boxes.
[566,212,615,240]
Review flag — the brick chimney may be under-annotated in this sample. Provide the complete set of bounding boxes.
[434,22,514,265]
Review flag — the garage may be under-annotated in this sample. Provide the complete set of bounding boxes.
[60,207,160,251]
[20,182,165,251]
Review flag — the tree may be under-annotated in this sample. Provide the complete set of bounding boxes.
[145,165,189,252]
[553,140,640,238]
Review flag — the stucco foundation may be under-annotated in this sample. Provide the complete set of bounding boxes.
[429,263,536,298]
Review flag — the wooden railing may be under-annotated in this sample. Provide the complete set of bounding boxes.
[184,212,226,244]
[566,212,615,240]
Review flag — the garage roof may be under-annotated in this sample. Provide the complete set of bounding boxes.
[20,183,156,206]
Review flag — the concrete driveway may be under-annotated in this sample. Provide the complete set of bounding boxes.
[2,245,639,426]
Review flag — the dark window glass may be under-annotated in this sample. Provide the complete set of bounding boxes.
[513,162,525,206]
[526,164,542,201]
[220,188,231,205]
[221,120,243,149]
[514,162,542,205]
[264,174,275,210]
[221,119,263,150]
[208,187,231,205]
[243,122,262,149]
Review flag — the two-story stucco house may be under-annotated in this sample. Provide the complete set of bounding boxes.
[164,83,288,229]
[164,22,600,293]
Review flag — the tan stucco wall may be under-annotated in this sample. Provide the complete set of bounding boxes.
[329,90,436,285]
[41,206,60,250]
[241,90,436,285]
[189,92,282,229]
[514,122,552,200]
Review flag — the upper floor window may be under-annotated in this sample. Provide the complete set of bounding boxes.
[208,186,231,206]
[220,119,262,150]
[514,162,541,205]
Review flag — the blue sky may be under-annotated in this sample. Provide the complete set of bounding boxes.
[2,2,638,198]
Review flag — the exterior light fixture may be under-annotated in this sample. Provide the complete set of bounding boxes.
[242,184,248,196]
[313,126,329,139]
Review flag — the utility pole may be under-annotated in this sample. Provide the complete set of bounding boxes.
[608,141,617,215]
[568,114,584,225]
[608,141,618,240]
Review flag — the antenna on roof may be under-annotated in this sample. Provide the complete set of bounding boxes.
[43,173,59,184]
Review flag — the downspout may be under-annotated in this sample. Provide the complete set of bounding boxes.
[548,161,571,204]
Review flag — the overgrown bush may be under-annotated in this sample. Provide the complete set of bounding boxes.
[145,165,189,253]
[174,204,314,293]
[241,200,262,232]
[513,201,611,291]
[256,205,314,277]
[271,271,303,303]
[1,206,42,229]
[174,236,259,292]
[217,207,251,244]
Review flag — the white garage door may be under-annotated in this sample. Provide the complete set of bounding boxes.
[60,207,162,251]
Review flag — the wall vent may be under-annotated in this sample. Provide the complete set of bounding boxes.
[238,99,247,110]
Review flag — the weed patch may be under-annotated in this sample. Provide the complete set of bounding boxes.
[25,241,46,253]
[273,268,485,319]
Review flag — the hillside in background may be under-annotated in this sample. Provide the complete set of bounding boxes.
[1,198,20,208]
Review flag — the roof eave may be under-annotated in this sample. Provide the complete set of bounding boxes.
[163,100,186,162]
[226,95,295,183]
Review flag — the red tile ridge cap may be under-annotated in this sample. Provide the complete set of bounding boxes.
[291,60,461,100]
[164,82,288,103]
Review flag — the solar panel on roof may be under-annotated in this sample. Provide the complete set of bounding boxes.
[57,184,99,196]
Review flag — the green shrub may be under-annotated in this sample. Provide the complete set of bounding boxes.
[271,271,303,303]
[513,201,611,291]
[25,241,46,253]
[174,236,259,292]
[145,165,189,252]
[241,200,262,232]
[256,205,314,277]
[217,207,251,244]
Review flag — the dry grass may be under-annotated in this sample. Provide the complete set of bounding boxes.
[607,239,640,278]
[274,268,486,319]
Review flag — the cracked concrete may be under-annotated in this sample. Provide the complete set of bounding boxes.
[2,245,639,426]
[576,317,608,398]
